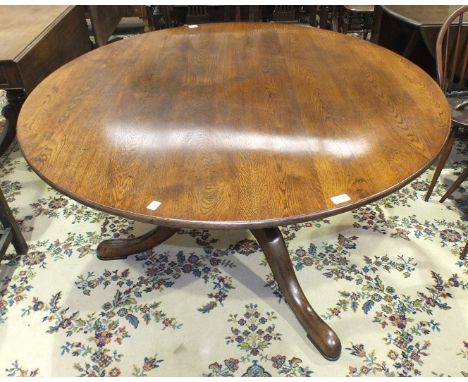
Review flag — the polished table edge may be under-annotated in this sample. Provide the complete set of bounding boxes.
[16,22,452,228]
[18,124,452,230]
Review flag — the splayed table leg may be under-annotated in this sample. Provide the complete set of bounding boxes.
[251,227,341,361]
[97,225,178,260]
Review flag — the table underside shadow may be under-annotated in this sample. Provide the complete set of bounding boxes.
[96,224,342,361]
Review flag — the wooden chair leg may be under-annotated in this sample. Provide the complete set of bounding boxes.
[425,128,456,201]
[341,11,349,34]
[439,166,468,202]
[461,241,468,260]
[331,6,341,32]
[0,189,28,257]
[142,6,155,32]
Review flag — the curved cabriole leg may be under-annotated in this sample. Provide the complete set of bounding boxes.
[251,227,342,361]
[97,225,178,260]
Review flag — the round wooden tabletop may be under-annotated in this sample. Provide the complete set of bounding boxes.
[17,23,451,229]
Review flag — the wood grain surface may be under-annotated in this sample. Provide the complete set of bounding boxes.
[17,23,451,229]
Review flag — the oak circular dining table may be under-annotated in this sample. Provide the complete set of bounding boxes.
[17,23,451,361]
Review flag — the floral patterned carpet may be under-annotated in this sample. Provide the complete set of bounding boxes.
[0,93,467,377]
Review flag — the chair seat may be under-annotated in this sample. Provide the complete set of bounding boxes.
[447,92,468,127]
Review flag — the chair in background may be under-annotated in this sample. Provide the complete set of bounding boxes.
[332,5,374,39]
[268,6,332,28]
[272,5,296,22]
[424,5,468,261]
[316,6,334,29]
[304,5,319,27]
[247,5,262,22]
[186,6,209,24]
[150,5,179,29]
[425,5,468,203]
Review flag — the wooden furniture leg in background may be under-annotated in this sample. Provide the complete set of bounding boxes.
[0,188,28,259]
[425,127,456,201]
[251,227,342,361]
[248,5,262,22]
[370,5,383,43]
[142,6,155,32]
[97,225,178,260]
[88,5,124,47]
[461,241,468,260]
[439,166,467,203]
[0,89,25,156]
